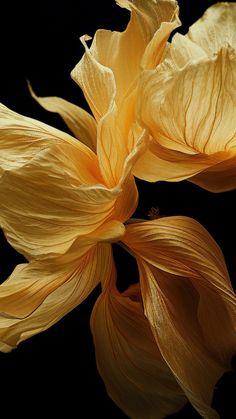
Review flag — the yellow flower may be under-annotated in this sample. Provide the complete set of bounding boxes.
[135,3,236,192]
[0,1,235,418]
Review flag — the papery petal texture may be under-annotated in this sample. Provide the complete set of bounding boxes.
[0,104,124,260]
[0,243,112,352]
[124,216,236,418]
[136,3,236,191]
[71,0,180,186]
[91,278,186,418]
[28,82,97,152]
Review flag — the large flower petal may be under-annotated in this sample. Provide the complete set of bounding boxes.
[28,82,97,152]
[124,217,236,418]
[0,243,112,352]
[91,279,186,418]
[0,104,121,260]
[137,48,236,189]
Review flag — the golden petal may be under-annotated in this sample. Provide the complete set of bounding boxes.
[0,104,120,260]
[0,243,112,352]
[124,217,236,418]
[91,281,186,418]
[137,48,236,189]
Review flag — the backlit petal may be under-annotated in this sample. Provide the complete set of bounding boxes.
[0,104,120,260]
[91,280,186,418]
[0,243,112,352]
[28,82,97,152]
[124,217,236,418]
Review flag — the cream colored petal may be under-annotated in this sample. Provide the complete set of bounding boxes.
[138,48,236,186]
[124,217,236,418]
[91,281,186,418]
[28,82,97,152]
[0,105,120,260]
[72,1,179,111]
[0,243,112,352]
[71,35,116,121]
[187,3,236,56]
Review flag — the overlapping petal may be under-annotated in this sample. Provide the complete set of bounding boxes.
[91,278,186,418]
[124,216,236,418]
[0,104,122,260]
[71,0,180,186]
[0,243,112,352]
[136,45,236,190]
[187,2,236,56]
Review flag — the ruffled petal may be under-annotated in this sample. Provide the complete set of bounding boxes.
[0,104,120,260]
[72,0,179,110]
[0,243,112,352]
[187,3,236,56]
[124,217,236,418]
[137,48,236,188]
[91,280,186,418]
[28,82,97,152]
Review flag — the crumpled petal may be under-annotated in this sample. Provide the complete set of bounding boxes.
[136,47,236,190]
[72,0,179,113]
[0,243,112,352]
[0,104,122,260]
[187,3,236,56]
[28,82,97,152]
[124,216,236,418]
[91,278,186,418]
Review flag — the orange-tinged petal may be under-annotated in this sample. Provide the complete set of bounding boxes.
[0,104,121,260]
[137,48,236,188]
[124,217,236,418]
[0,243,112,352]
[187,3,236,56]
[28,82,97,152]
[91,280,186,418]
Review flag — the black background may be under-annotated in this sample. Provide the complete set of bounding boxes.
[0,0,236,417]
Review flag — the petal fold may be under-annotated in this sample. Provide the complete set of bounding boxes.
[124,217,236,418]
[0,243,112,351]
[28,82,97,152]
[0,104,120,259]
[91,281,186,418]
[137,48,236,190]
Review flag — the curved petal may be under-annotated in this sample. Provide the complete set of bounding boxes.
[72,0,179,111]
[190,152,236,192]
[28,82,97,152]
[0,104,120,260]
[91,280,186,418]
[0,243,112,352]
[187,3,236,56]
[124,217,236,418]
[71,35,116,121]
[137,48,236,188]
